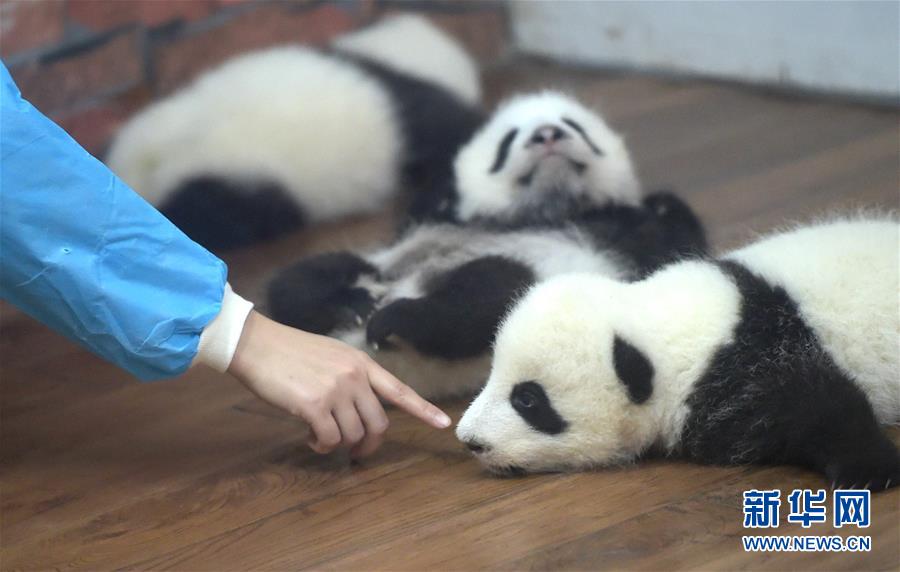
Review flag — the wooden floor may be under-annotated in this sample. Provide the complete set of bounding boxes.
[2,59,898,571]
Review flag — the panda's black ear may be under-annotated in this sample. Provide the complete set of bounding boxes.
[612,335,654,404]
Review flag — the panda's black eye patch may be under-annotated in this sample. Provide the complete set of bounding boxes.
[489,128,519,174]
[612,335,654,404]
[561,117,603,156]
[510,381,568,435]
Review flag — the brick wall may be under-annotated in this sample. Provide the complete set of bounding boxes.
[1,0,509,156]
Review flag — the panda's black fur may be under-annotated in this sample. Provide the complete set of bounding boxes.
[339,54,485,223]
[162,176,308,252]
[561,196,709,279]
[679,261,900,489]
[267,252,380,336]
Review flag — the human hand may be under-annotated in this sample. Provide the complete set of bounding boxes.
[228,310,451,458]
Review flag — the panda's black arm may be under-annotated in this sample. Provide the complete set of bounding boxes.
[580,191,709,278]
[400,175,461,229]
[366,256,535,360]
[267,252,378,335]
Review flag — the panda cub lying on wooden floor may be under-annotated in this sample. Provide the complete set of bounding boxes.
[268,92,707,400]
[106,15,484,251]
[457,217,900,490]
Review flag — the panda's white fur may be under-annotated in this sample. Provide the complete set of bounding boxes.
[107,47,401,219]
[332,14,480,105]
[334,224,633,399]
[106,15,478,223]
[453,91,641,223]
[726,219,900,420]
[457,217,900,481]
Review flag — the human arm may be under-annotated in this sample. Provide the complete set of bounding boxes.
[0,62,449,455]
[0,62,225,380]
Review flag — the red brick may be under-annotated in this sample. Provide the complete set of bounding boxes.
[0,0,66,57]
[68,0,215,31]
[137,0,214,26]
[54,98,139,156]
[66,0,137,30]
[154,2,357,94]
[12,30,145,114]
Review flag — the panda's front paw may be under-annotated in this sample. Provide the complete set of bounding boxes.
[642,191,702,225]
[267,252,380,334]
[639,190,708,259]
[339,286,379,326]
[365,299,421,351]
[823,442,900,492]
[642,191,682,217]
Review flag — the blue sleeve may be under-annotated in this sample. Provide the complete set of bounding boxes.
[0,62,227,381]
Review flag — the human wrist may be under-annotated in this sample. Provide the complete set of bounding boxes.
[227,309,266,379]
[193,283,254,373]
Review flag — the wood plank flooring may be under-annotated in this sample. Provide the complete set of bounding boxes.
[2,59,898,571]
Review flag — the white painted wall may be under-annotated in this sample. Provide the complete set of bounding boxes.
[512,1,900,99]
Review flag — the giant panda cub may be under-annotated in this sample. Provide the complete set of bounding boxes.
[106,15,484,251]
[457,217,900,490]
[267,92,707,400]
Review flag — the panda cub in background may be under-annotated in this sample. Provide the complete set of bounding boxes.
[457,217,900,489]
[268,92,707,400]
[106,15,484,251]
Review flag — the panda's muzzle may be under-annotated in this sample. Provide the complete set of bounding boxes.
[460,439,529,477]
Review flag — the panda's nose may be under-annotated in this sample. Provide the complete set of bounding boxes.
[464,439,490,454]
[529,124,567,145]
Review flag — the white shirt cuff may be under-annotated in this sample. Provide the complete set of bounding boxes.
[193,283,254,373]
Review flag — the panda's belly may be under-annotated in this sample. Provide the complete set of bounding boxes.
[726,219,900,424]
[369,225,627,297]
[510,231,630,281]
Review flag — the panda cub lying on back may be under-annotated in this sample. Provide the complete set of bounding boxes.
[457,218,900,490]
[268,92,707,400]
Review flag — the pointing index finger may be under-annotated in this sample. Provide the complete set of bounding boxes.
[367,362,451,429]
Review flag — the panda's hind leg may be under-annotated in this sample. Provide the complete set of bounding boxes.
[365,255,534,360]
[267,252,379,335]
[161,176,304,253]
